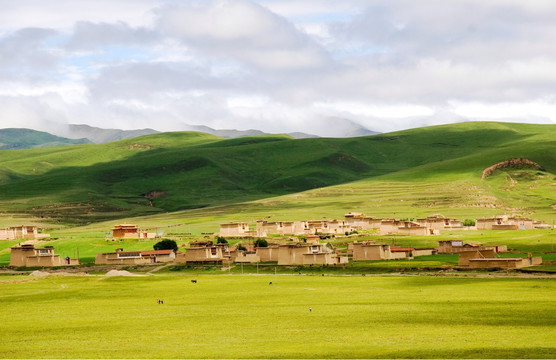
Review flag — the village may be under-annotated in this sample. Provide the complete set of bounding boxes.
[4,212,549,271]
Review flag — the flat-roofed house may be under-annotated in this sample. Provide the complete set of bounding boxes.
[467,256,542,269]
[11,244,79,267]
[95,248,176,265]
[111,224,157,239]
[458,250,542,269]
[379,219,399,235]
[256,221,298,237]
[1,225,47,240]
[175,241,228,264]
[277,243,341,265]
[219,222,253,237]
[344,213,382,230]
[438,240,507,254]
[475,216,527,230]
[396,221,434,236]
[416,215,463,231]
[506,217,534,230]
[352,241,392,261]
[390,247,414,259]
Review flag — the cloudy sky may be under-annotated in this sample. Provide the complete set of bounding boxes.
[1,0,556,136]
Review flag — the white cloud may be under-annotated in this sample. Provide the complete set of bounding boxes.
[0,0,556,136]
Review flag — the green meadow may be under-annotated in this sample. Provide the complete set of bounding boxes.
[0,121,554,226]
[0,274,555,359]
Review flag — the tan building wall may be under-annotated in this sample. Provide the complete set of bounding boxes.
[175,245,226,263]
[234,252,260,263]
[379,220,399,235]
[219,222,250,237]
[468,257,542,269]
[256,246,279,262]
[413,248,436,257]
[11,245,77,267]
[277,244,329,265]
[458,249,496,266]
[352,242,392,261]
[1,226,40,240]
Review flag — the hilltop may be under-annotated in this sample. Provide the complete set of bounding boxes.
[0,121,554,226]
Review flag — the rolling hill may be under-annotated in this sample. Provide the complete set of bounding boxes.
[0,128,91,149]
[0,121,554,226]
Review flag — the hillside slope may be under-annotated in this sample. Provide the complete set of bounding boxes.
[0,128,91,149]
[0,122,554,225]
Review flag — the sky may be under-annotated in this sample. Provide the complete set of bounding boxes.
[1,0,556,136]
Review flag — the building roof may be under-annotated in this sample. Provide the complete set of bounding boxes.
[390,247,415,252]
[140,250,174,256]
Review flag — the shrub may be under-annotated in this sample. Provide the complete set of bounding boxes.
[153,239,178,251]
[463,219,476,227]
[254,238,268,247]
[216,236,228,244]
[237,244,247,251]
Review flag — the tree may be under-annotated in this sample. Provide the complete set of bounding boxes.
[237,244,247,251]
[463,219,476,227]
[216,236,228,244]
[254,238,268,247]
[153,239,178,251]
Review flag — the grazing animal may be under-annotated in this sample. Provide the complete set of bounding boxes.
[191,279,197,283]
[269,281,272,285]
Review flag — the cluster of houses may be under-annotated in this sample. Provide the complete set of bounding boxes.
[5,212,549,270]
[8,237,543,270]
[0,225,49,240]
[221,213,549,238]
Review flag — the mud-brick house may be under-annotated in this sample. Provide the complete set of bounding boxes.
[1,225,48,240]
[95,248,175,265]
[111,224,157,239]
[458,249,496,266]
[10,244,79,267]
[475,216,534,230]
[344,212,382,230]
[256,221,297,237]
[390,247,414,259]
[256,245,280,262]
[458,250,542,269]
[379,219,399,235]
[506,217,534,230]
[277,243,343,265]
[396,221,437,236]
[175,241,229,264]
[219,222,254,237]
[416,215,463,231]
[352,241,393,260]
[438,240,507,254]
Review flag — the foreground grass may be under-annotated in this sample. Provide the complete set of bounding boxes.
[0,274,555,359]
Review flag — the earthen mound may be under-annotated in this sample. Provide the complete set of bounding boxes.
[481,158,543,179]
[104,270,143,277]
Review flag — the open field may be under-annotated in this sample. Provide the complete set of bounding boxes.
[0,274,555,359]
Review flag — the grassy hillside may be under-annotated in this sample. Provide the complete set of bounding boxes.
[0,128,90,149]
[0,121,554,226]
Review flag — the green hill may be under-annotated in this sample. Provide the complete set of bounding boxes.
[0,122,554,226]
[0,128,91,150]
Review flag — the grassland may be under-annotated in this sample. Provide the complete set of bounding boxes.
[0,121,554,226]
[0,274,554,359]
